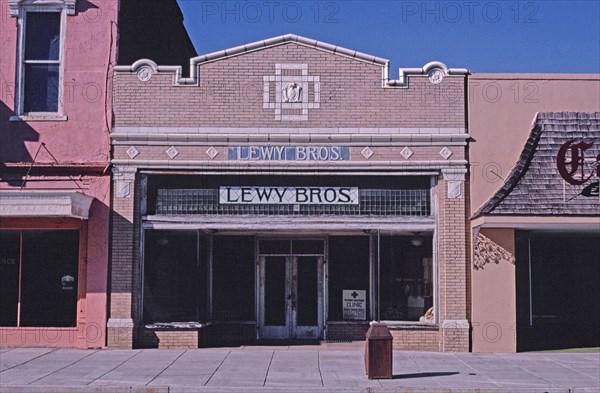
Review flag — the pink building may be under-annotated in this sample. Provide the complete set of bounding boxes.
[0,0,195,348]
[469,75,600,352]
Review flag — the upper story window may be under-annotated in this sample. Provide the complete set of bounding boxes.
[22,12,61,113]
[9,0,75,120]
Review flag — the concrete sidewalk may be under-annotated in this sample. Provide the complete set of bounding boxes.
[0,343,598,393]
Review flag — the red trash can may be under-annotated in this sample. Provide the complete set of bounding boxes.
[364,322,393,379]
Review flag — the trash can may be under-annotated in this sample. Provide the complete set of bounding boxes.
[364,322,393,379]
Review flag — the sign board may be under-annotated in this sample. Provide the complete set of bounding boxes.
[220,186,359,205]
[343,290,366,320]
[228,146,350,161]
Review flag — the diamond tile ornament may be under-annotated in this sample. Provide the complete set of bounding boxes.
[400,147,414,160]
[439,147,453,160]
[206,146,218,160]
[361,147,374,160]
[165,146,179,159]
[126,146,139,159]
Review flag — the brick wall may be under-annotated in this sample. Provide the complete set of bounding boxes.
[437,176,470,351]
[327,323,369,341]
[390,329,440,351]
[107,168,137,349]
[113,43,465,129]
[137,328,201,349]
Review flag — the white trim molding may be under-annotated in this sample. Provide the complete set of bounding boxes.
[0,191,94,219]
[442,168,467,199]
[106,318,135,328]
[441,319,470,329]
[109,127,470,145]
[9,0,76,16]
[112,165,136,198]
[114,34,468,88]
[387,61,469,88]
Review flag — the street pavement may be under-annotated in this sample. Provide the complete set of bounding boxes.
[0,342,598,392]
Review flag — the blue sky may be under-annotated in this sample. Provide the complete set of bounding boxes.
[177,0,600,74]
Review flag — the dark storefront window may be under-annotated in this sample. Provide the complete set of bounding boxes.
[380,236,433,322]
[213,236,255,321]
[143,230,207,323]
[328,236,370,321]
[0,231,20,326]
[0,230,79,327]
[516,232,600,351]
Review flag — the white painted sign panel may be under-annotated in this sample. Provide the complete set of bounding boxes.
[219,187,359,205]
[342,290,366,320]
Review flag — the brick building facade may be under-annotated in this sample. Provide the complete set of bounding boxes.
[108,34,471,351]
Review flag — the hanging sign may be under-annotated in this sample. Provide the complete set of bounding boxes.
[343,290,366,320]
[219,186,359,205]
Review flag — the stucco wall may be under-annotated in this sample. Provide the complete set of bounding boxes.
[0,0,117,348]
[468,74,600,213]
[471,228,516,353]
[0,0,117,164]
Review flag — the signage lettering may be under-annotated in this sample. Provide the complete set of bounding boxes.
[342,290,366,320]
[557,139,599,185]
[219,186,359,205]
[228,146,350,161]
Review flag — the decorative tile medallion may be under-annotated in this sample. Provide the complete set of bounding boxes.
[428,68,444,84]
[136,66,153,82]
[263,64,320,121]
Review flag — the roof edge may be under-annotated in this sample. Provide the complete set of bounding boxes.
[114,34,469,88]
[472,112,544,218]
[192,33,389,66]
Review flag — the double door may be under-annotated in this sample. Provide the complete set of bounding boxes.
[258,255,324,339]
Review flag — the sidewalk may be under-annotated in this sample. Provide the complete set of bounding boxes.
[1,343,598,393]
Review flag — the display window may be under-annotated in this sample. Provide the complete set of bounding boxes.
[0,230,79,327]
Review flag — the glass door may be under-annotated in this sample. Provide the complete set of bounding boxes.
[293,256,322,338]
[258,239,324,340]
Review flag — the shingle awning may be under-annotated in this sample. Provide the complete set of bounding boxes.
[0,191,94,219]
[473,112,600,218]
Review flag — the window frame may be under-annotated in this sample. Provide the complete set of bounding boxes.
[12,2,68,120]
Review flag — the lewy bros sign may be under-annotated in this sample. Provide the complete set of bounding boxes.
[219,186,359,205]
